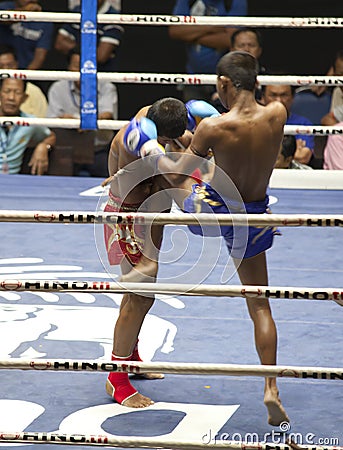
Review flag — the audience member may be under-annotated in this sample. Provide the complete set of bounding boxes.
[291,86,331,125]
[323,123,343,170]
[0,78,55,174]
[273,134,312,170]
[262,84,314,166]
[46,48,117,177]
[0,0,54,70]
[55,0,124,72]
[0,45,48,117]
[212,27,265,110]
[274,135,296,169]
[321,50,343,126]
[168,0,247,102]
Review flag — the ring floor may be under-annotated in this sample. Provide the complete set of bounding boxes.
[0,174,342,449]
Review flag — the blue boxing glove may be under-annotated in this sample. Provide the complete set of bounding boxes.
[123,117,158,157]
[185,100,220,132]
[123,117,165,171]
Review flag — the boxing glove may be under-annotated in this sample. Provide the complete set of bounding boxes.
[123,117,158,157]
[185,100,220,132]
[123,117,165,172]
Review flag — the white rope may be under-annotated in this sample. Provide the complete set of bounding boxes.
[1,359,343,380]
[0,431,340,450]
[0,116,127,130]
[0,210,343,226]
[1,69,342,86]
[2,11,343,27]
[0,116,341,134]
[0,279,342,301]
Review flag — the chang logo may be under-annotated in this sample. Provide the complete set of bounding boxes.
[81,100,97,114]
[81,60,96,74]
[81,20,96,34]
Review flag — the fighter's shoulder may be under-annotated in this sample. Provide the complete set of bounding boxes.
[265,100,287,118]
[134,106,150,120]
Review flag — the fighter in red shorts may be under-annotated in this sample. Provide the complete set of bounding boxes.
[104,97,205,407]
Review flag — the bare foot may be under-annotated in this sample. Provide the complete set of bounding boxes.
[264,390,290,426]
[106,379,154,408]
[120,261,158,283]
[122,392,154,408]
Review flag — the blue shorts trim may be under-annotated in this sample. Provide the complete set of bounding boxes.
[183,183,278,259]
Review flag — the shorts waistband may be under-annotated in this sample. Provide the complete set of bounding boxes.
[108,191,142,212]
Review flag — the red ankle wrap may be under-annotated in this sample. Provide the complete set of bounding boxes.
[131,339,142,362]
[107,353,137,405]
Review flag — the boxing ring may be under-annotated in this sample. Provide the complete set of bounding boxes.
[0,7,343,450]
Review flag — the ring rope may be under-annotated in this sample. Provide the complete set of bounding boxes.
[1,359,343,380]
[0,116,126,130]
[1,69,342,86]
[2,11,343,28]
[0,432,339,450]
[1,210,343,225]
[0,279,342,301]
[1,116,341,134]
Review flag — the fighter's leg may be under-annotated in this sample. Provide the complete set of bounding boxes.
[234,252,289,425]
[107,257,156,407]
[120,180,172,283]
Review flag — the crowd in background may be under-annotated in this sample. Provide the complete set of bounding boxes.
[0,0,342,176]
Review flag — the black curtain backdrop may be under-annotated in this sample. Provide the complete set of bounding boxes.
[41,0,343,119]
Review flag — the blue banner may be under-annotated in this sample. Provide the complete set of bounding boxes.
[80,0,97,130]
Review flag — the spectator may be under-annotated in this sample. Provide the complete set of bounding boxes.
[274,135,313,170]
[323,123,343,170]
[168,0,247,102]
[0,44,48,117]
[274,135,296,169]
[212,27,265,110]
[0,0,54,70]
[46,47,117,177]
[55,0,124,72]
[0,78,55,174]
[262,84,314,165]
[321,50,343,126]
[321,77,343,170]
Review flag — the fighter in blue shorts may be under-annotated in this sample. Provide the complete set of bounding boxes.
[123,51,289,426]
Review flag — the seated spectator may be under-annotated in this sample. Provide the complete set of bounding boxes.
[321,50,343,126]
[0,78,55,174]
[168,0,247,102]
[262,84,314,166]
[274,135,313,170]
[54,0,124,72]
[46,47,117,177]
[0,0,53,70]
[212,27,265,111]
[291,87,332,125]
[0,45,48,117]
[274,135,296,169]
[323,122,343,170]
